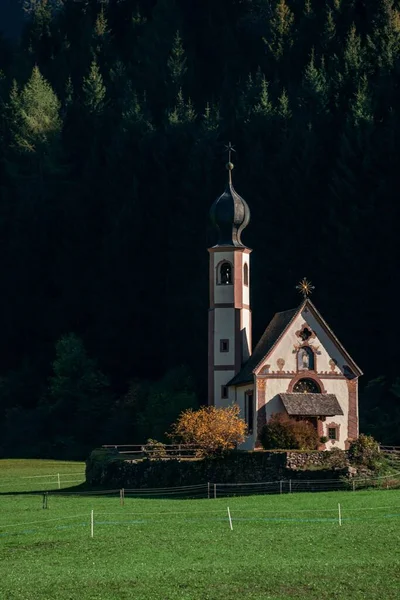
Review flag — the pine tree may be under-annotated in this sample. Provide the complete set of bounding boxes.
[168,88,196,125]
[263,0,294,61]
[367,0,400,71]
[9,66,61,155]
[344,24,364,77]
[167,31,187,94]
[202,102,220,134]
[300,49,329,118]
[321,6,337,51]
[253,76,273,117]
[276,88,292,122]
[82,59,106,115]
[350,74,373,127]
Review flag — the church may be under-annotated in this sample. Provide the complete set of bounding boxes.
[208,157,362,451]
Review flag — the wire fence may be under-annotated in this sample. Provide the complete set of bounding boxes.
[34,470,399,499]
[2,499,400,541]
[1,470,400,498]
[0,471,85,492]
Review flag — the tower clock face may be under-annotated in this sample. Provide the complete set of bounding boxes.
[293,378,320,393]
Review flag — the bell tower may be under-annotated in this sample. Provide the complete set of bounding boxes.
[208,147,252,406]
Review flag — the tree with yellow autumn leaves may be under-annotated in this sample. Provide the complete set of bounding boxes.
[170,405,247,454]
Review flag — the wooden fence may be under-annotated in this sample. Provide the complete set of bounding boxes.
[101,444,203,459]
[380,445,400,460]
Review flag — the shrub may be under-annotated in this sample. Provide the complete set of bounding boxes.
[145,439,167,458]
[259,413,319,450]
[169,404,246,455]
[348,434,381,470]
[324,447,348,470]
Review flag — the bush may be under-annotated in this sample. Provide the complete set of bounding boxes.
[169,405,246,455]
[145,439,167,458]
[259,413,319,451]
[324,447,348,470]
[348,434,381,470]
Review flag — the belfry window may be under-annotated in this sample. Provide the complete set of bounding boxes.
[244,263,249,286]
[220,262,232,285]
[297,346,314,371]
[293,378,320,394]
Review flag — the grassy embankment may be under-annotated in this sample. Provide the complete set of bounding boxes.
[1,459,400,599]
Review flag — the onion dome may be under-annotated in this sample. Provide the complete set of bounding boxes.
[209,160,250,247]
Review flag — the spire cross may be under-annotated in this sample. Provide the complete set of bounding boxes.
[224,142,236,184]
[296,277,315,299]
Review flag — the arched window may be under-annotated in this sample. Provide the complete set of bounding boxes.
[293,378,320,394]
[220,262,232,285]
[297,346,314,371]
[243,263,249,286]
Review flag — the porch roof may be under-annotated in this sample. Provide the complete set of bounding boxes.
[279,393,343,417]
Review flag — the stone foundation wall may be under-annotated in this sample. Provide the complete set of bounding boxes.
[285,451,328,470]
[86,448,346,488]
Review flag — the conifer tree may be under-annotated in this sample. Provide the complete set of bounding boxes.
[167,31,187,97]
[168,88,196,125]
[300,49,329,118]
[321,6,337,51]
[263,0,294,61]
[344,24,364,77]
[82,59,106,115]
[7,66,61,185]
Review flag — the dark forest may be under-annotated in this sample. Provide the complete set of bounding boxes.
[0,0,399,458]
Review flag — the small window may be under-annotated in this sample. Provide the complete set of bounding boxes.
[220,339,229,352]
[220,262,232,285]
[245,392,254,434]
[299,326,313,341]
[328,427,337,440]
[243,263,249,286]
[221,386,228,399]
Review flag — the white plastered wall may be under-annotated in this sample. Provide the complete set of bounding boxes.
[235,384,255,450]
[214,370,236,408]
[214,308,235,366]
[254,310,352,449]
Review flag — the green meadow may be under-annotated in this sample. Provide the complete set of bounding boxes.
[1,459,400,600]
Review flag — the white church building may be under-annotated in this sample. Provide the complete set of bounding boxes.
[208,160,362,451]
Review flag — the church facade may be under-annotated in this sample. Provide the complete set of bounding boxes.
[208,162,362,451]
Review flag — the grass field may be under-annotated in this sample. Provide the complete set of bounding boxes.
[1,460,400,600]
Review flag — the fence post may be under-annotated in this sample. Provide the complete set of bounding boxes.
[289,479,292,494]
[352,480,356,492]
[120,489,125,506]
[208,482,210,499]
[279,480,283,494]
[57,473,61,490]
[214,483,217,499]
[91,509,94,538]
[227,507,233,531]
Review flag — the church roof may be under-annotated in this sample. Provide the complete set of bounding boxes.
[227,307,298,386]
[227,298,362,387]
[279,393,343,416]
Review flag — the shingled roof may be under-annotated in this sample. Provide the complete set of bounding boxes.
[227,308,298,386]
[279,393,343,416]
